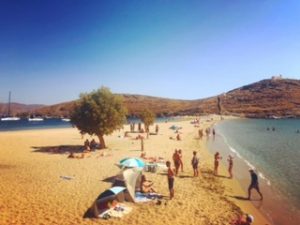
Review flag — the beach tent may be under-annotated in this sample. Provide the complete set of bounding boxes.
[91,186,126,217]
[113,168,142,202]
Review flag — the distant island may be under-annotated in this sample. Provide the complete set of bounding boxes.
[1,78,300,119]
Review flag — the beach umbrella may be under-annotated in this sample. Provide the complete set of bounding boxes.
[119,157,145,168]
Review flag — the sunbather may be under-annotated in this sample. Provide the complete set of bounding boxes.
[231,214,254,225]
[140,175,156,193]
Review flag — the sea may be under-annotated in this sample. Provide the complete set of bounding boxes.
[0,118,72,131]
[207,119,300,225]
[0,116,180,132]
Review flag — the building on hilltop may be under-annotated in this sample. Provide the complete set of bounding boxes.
[271,74,283,80]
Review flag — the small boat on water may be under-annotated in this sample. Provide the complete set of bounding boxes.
[1,92,20,121]
[61,118,71,122]
[1,117,20,121]
[28,117,44,121]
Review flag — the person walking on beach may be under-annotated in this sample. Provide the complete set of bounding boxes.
[247,169,263,200]
[178,149,183,172]
[214,152,222,175]
[228,155,234,179]
[172,149,180,175]
[166,161,175,199]
[191,151,199,177]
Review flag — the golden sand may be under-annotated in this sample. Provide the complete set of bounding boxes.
[0,116,271,225]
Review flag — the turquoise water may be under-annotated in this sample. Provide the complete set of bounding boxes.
[209,119,300,225]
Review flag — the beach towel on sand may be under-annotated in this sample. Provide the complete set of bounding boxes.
[99,204,132,219]
[135,192,162,203]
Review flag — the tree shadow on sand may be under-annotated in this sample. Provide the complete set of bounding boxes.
[31,145,84,154]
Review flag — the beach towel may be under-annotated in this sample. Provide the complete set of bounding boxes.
[98,204,132,219]
[134,192,162,203]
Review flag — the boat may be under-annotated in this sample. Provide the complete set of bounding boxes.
[28,117,44,121]
[61,118,71,122]
[1,92,20,121]
[1,117,20,121]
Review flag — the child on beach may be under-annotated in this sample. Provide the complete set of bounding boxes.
[191,151,199,177]
[166,161,175,199]
[228,155,234,178]
[214,152,222,175]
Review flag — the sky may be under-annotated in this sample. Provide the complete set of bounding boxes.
[0,0,300,105]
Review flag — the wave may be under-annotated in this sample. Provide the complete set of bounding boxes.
[217,132,271,186]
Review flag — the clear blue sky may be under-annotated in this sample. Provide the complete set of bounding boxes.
[1,0,300,105]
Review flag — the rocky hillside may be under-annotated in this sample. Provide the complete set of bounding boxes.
[0,103,44,117]
[5,78,300,118]
[216,78,300,118]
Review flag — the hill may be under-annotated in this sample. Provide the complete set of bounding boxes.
[0,103,45,117]
[5,78,300,118]
[216,78,300,118]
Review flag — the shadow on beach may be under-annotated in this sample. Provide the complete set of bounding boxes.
[226,195,249,201]
[101,175,117,183]
[31,145,84,154]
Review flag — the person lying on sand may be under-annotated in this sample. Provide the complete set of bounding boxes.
[140,152,164,163]
[68,152,85,159]
[140,175,156,193]
[231,214,254,225]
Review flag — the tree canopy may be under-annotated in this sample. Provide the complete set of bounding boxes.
[70,87,127,148]
[139,109,155,135]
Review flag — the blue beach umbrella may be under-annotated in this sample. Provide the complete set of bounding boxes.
[119,157,145,168]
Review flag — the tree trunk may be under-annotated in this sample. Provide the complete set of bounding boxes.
[141,138,144,151]
[146,126,149,139]
[98,135,106,149]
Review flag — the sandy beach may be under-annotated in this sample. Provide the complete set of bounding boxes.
[0,116,271,225]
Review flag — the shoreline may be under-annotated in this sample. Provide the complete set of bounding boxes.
[209,118,300,225]
[0,116,271,224]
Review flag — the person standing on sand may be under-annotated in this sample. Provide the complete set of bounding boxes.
[172,149,180,175]
[214,152,222,175]
[166,161,175,199]
[178,149,183,172]
[247,169,263,200]
[191,151,199,177]
[155,124,159,134]
[228,155,234,178]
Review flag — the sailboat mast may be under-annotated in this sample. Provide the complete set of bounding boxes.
[8,91,11,116]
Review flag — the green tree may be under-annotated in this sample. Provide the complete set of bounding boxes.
[70,87,127,149]
[139,109,155,138]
